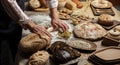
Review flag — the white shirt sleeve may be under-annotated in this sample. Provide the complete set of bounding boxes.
[46,0,58,8]
[0,0,31,26]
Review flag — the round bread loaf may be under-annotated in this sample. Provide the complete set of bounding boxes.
[74,22,107,40]
[98,14,113,26]
[19,33,50,54]
[28,51,49,65]
[91,0,112,8]
[49,41,81,64]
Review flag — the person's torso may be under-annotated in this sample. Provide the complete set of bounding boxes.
[0,0,25,29]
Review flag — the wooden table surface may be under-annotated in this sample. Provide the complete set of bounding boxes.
[15,2,120,65]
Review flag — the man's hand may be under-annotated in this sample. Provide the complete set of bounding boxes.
[26,21,52,39]
[51,18,69,32]
[49,7,69,32]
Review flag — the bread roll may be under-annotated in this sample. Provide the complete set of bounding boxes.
[28,51,49,65]
[29,0,41,9]
[98,14,113,26]
[58,0,67,10]
[72,0,83,8]
[65,0,77,10]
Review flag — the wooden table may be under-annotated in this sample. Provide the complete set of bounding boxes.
[15,2,120,65]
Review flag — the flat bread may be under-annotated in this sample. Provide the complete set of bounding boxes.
[91,0,112,8]
[74,22,107,40]
[67,39,97,51]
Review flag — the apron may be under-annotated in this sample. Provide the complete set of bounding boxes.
[0,0,24,39]
[0,0,25,59]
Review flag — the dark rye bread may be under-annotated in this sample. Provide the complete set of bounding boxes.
[49,41,81,64]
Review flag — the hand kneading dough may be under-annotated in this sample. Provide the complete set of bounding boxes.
[28,51,49,65]
[74,22,107,40]
[19,33,50,53]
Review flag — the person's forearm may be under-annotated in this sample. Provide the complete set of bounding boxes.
[0,0,31,26]
[50,8,59,19]
[46,0,59,19]
[46,0,58,8]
